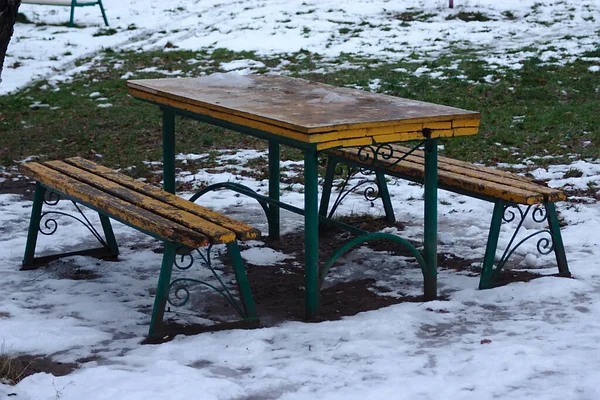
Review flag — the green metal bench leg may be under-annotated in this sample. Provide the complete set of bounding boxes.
[375,172,396,223]
[69,3,75,27]
[149,242,176,338]
[319,156,337,218]
[99,214,119,256]
[479,200,505,289]
[97,0,109,26]
[227,241,257,320]
[23,184,46,268]
[545,202,571,277]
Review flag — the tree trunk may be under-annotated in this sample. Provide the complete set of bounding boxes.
[0,0,21,83]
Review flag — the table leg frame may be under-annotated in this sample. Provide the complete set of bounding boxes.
[304,148,320,318]
[423,138,438,301]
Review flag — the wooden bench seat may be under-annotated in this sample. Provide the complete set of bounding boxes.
[21,0,109,27]
[322,144,570,288]
[20,157,259,337]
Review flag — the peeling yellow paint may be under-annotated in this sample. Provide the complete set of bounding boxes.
[19,159,262,248]
[328,144,566,204]
[65,157,261,241]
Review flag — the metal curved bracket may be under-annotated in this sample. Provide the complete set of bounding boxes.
[319,232,427,289]
[39,191,108,248]
[494,204,554,277]
[167,246,247,318]
[355,140,426,169]
[189,182,270,226]
[327,164,381,219]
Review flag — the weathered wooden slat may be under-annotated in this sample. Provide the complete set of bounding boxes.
[387,145,565,200]
[330,148,557,204]
[389,145,536,184]
[45,160,238,244]
[20,162,211,248]
[330,145,566,203]
[65,157,261,241]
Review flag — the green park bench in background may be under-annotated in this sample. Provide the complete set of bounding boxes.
[20,0,109,27]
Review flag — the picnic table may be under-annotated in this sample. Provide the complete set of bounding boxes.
[126,75,481,318]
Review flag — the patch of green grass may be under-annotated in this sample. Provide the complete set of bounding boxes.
[394,11,437,22]
[1,47,598,181]
[564,168,583,178]
[446,11,493,22]
[93,28,118,37]
[15,12,33,24]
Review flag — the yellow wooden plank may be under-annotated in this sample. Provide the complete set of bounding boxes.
[366,124,423,136]
[341,137,373,148]
[335,128,369,140]
[20,162,210,248]
[372,132,426,143]
[317,141,344,151]
[329,147,564,203]
[330,149,545,204]
[382,145,565,201]
[65,157,261,241]
[452,119,481,128]
[317,137,372,151]
[423,121,452,130]
[47,160,238,244]
[453,127,479,136]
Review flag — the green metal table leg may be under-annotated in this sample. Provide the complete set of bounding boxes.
[479,200,504,289]
[227,241,258,320]
[97,0,109,26]
[546,202,571,277]
[149,242,176,337]
[99,214,119,256]
[23,183,46,268]
[423,138,438,300]
[69,4,75,27]
[304,148,320,318]
[319,157,337,217]
[375,172,396,223]
[162,108,176,194]
[268,141,280,239]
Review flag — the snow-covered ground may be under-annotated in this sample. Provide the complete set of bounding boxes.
[3,0,600,94]
[1,148,599,399]
[2,0,600,398]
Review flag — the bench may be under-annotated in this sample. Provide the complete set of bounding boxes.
[21,0,109,27]
[321,144,571,289]
[20,157,259,338]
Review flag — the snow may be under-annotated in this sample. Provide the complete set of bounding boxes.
[2,0,599,94]
[1,148,600,399]
[1,0,600,398]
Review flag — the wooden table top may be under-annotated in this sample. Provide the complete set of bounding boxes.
[127,75,480,150]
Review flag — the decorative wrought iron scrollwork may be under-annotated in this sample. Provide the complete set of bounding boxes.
[327,141,426,218]
[167,245,245,317]
[496,204,554,272]
[38,190,108,247]
[327,164,380,218]
[355,140,426,169]
[43,190,60,206]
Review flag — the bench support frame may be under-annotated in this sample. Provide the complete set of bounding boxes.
[22,183,257,338]
[322,152,571,290]
[22,0,109,27]
[23,183,119,268]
